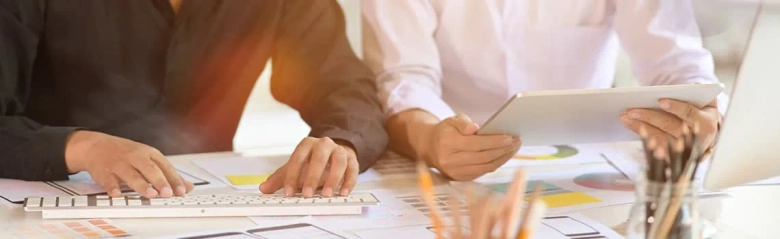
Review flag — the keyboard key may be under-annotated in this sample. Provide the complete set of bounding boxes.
[26,197,41,208]
[96,200,110,207]
[96,195,109,199]
[58,197,73,207]
[112,198,126,206]
[149,199,166,206]
[128,199,142,206]
[42,197,57,208]
[74,197,88,207]
[313,198,330,203]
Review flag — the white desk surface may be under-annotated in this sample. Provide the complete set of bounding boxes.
[2,147,779,239]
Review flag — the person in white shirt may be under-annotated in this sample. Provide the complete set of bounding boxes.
[362,0,726,180]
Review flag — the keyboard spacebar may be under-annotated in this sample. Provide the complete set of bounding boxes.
[40,205,363,219]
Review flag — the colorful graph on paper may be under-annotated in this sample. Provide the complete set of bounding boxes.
[513,145,579,160]
[486,180,602,208]
[573,172,635,192]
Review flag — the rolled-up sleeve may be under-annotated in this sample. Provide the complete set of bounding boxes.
[270,0,388,172]
[362,0,455,121]
[613,0,730,114]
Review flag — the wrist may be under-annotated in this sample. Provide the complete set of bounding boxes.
[414,123,438,166]
[333,139,357,159]
[64,131,102,173]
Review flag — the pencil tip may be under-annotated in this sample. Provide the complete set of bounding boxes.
[674,138,685,152]
[654,146,667,159]
[647,137,657,149]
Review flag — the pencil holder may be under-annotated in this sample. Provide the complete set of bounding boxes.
[627,178,702,239]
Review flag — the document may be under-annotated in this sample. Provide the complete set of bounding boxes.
[0,168,208,204]
[2,219,130,239]
[192,156,288,190]
[348,214,623,239]
[157,221,348,239]
[461,164,638,214]
[250,187,447,230]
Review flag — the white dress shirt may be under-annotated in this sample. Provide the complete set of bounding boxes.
[362,0,727,124]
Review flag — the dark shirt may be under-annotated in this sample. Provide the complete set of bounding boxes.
[0,0,388,181]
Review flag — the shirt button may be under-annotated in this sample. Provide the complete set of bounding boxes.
[45,166,53,176]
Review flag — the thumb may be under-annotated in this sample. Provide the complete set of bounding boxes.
[446,114,479,135]
[259,169,285,194]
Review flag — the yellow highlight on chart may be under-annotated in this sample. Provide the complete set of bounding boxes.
[226,174,270,186]
[527,192,601,208]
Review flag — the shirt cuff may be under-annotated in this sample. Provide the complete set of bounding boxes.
[27,127,81,181]
[383,81,456,120]
[310,127,385,173]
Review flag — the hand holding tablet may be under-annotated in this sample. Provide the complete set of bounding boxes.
[477,83,724,146]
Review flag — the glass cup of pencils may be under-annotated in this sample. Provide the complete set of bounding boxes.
[626,125,707,239]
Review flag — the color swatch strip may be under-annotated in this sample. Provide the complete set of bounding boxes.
[6,219,129,239]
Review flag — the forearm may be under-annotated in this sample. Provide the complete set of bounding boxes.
[385,109,439,164]
[0,117,79,181]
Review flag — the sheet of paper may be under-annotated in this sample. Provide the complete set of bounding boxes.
[250,186,456,231]
[158,220,348,239]
[225,174,270,186]
[461,164,638,214]
[50,169,209,196]
[0,167,209,204]
[2,219,129,239]
[358,143,624,183]
[0,179,64,204]
[500,144,607,167]
[357,152,418,182]
[348,214,622,239]
[192,156,289,190]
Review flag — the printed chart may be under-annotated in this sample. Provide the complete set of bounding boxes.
[5,220,129,239]
[472,165,637,214]
[487,180,602,209]
[349,214,622,239]
[500,144,608,168]
[573,173,635,192]
[172,223,347,239]
[513,145,579,160]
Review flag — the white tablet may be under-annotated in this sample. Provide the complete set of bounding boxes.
[477,83,724,146]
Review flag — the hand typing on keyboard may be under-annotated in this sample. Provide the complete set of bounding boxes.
[64,131,195,199]
[259,137,358,198]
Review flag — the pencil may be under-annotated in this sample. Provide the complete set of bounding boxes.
[689,122,703,179]
[516,184,543,239]
[639,125,654,181]
[671,138,685,181]
[415,161,444,239]
[447,195,463,239]
[647,146,670,239]
[655,166,694,239]
[501,169,528,239]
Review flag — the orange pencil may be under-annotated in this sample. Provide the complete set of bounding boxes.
[415,161,444,239]
[517,184,543,239]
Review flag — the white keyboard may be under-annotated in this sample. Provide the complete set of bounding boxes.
[23,193,379,219]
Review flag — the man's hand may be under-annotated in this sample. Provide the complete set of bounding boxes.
[259,137,358,198]
[65,131,194,198]
[621,99,721,147]
[421,114,521,181]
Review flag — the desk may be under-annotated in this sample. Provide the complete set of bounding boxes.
[2,148,779,239]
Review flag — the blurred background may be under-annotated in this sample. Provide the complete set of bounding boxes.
[232,0,760,151]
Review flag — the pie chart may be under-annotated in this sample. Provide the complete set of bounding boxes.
[573,173,635,191]
[513,145,578,160]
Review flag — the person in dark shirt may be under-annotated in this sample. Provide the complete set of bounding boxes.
[0,0,388,198]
